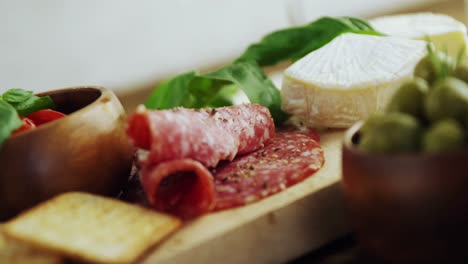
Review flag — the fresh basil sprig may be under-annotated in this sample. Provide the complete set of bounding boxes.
[2,89,34,103]
[0,100,22,147]
[13,96,54,116]
[0,88,54,147]
[145,17,381,124]
[235,17,382,66]
[146,61,290,125]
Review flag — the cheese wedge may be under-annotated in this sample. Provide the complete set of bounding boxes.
[371,13,467,57]
[281,33,427,128]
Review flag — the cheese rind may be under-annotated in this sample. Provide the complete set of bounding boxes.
[282,76,406,128]
[282,33,427,128]
[370,13,467,57]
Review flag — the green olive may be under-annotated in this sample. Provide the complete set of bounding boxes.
[422,119,465,153]
[453,60,468,83]
[414,55,436,84]
[414,52,455,84]
[386,78,429,118]
[359,113,422,154]
[424,77,468,123]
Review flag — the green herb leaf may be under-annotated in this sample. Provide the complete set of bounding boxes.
[201,61,289,124]
[145,72,196,109]
[145,61,289,125]
[13,95,54,116]
[235,17,382,67]
[0,88,56,148]
[2,88,34,103]
[206,84,239,107]
[0,100,22,147]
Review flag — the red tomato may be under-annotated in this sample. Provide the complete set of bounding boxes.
[12,117,36,135]
[127,112,151,149]
[27,109,66,126]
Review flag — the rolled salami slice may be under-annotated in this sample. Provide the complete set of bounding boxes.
[127,104,275,168]
[128,105,324,219]
[213,131,324,210]
[140,159,216,219]
[138,131,324,218]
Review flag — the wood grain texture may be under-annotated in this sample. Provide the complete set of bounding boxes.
[141,131,349,264]
[0,87,134,220]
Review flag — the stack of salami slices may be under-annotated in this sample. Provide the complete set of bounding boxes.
[127,104,325,219]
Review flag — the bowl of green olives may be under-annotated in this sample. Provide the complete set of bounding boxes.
[342,48,468,263]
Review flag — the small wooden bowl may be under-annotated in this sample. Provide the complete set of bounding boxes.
[0,86,134,220]
[342,122,468,263]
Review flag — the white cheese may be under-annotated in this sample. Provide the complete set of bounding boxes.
[281,33,427,128]
[371,13,467,57]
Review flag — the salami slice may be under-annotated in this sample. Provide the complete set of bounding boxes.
[135,130,323,218]
[127,104,325,219]
[140,159,216,219]
[213,131,324,210]
[127,104,275,168]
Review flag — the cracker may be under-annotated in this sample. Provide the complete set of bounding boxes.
[3,192,181,264]
[0,227,62,264]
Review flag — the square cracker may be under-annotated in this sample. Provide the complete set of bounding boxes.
[0,227,62,264]
[3,192,181,264]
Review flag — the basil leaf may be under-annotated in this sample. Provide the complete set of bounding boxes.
[0,100,22,147]
[201,61,289,124]
[13,95,54,116]
[145,72,196,109]
[188,76,230,108]
[235,17,382,66]
[145,61,289,125]
[2,88,33,103]
[340,17,376,31]
[206,84,238,107]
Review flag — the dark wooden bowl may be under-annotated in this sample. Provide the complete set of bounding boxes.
[342,122,468,263]
[0,86,134,220]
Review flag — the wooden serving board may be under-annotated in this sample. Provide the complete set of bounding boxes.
[142,130,349,264]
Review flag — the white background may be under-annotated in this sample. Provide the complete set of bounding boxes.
[0,0,446,94]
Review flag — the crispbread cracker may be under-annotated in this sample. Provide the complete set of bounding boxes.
[3,192,182,264]
[0,226,62,264]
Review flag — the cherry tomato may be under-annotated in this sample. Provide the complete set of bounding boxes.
[127,113,151,149]
[12,117,36,135]
[27,109,66,126]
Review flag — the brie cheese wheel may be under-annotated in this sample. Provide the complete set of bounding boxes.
[281,33,427,128]
[371,13,467,57]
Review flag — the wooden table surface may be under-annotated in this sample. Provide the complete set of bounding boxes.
[140,131,349,264]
